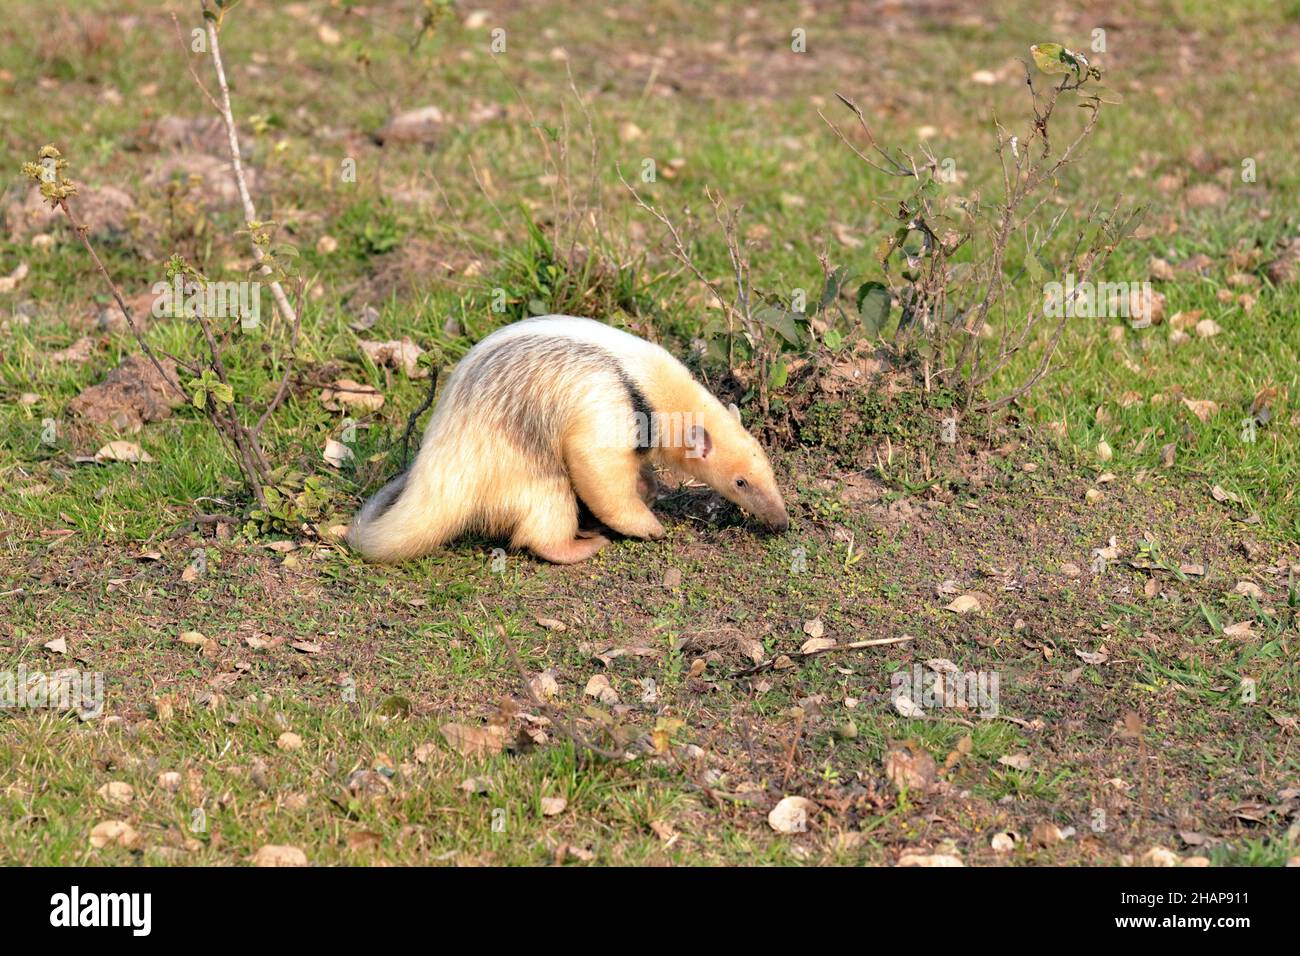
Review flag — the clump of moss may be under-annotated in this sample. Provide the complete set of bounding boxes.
[796,384,963,469]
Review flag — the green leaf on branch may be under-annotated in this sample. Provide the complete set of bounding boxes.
[768,360,789,390]
[1031,42,1086,77]
[817,265,854,314]
[856,281,892,335]
[756,306,804,347]
[190,371,233,410]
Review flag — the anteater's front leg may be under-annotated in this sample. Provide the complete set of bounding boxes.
[565,441,665,540]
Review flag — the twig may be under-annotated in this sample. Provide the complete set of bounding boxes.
[495,622,627,762]
[56,202,187,404]
[169,13,221,112]
[398,364,440,472]
[819,94,915,178]
[170,512,241,539]
[780,709,805,789]
[722,634,916,679]
[199,1,298,330]
[619,170,733,321]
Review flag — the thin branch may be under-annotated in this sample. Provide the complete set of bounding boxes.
[199,1,298,330]
[496,622,627,762]
[398,364,440,472]
[56,201,188,405]
[722,634,916,680]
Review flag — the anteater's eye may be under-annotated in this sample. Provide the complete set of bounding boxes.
[735,478,747,489]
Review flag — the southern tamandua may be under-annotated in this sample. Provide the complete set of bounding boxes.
[346,315,789,564]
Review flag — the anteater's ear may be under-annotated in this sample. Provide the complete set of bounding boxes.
[684,424,713,459]
[727,402,741,424]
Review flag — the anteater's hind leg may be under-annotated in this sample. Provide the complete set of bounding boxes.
[510,477,609,564]
[564,434,665,540]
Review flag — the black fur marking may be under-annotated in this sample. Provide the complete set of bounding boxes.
[373,471,408,519]
[619,371,655,455]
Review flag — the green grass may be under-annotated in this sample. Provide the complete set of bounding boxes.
[1,0,1298,866]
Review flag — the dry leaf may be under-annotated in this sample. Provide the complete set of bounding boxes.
[884,744,937,793]
[649,820,679,843]
[945,594,981,614]
[893,691,925,718]
[319,378,384,412]
[540,796,567,817]
[767,795,819,834]
[345,831,382,852]
[583,674,619,705]
[1141,846,1181,867]
[897,852,963,867]
[94,441,153,464]
[1211,485,1242,504]
[528,668,561,701]
[1149,257,1175,281]
[97,782,134,806]
[1031,821,1067,847]
[322,438,353,468]
[800,636,837,654]
[89,820,140,850]
[0,260,29,292]
[251,844,308,867]
[1095,538,1121,560]
[359,337,428,378]
[178,630,215,655]
[439,722,508,758]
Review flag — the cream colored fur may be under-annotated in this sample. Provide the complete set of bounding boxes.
[346,316,788,564]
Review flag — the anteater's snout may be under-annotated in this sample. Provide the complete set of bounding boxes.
[764,500,790,533]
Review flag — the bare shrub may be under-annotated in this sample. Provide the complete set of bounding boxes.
[822,43,1144,411]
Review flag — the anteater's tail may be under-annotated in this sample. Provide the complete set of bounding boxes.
[345,457,465,563]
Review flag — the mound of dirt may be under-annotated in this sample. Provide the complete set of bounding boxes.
[4,183,136,241]
[146,154,255,211]
[90,290,158,333]
[143,115,248,158]
[67,353,184,433]
[345,237,474,309]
